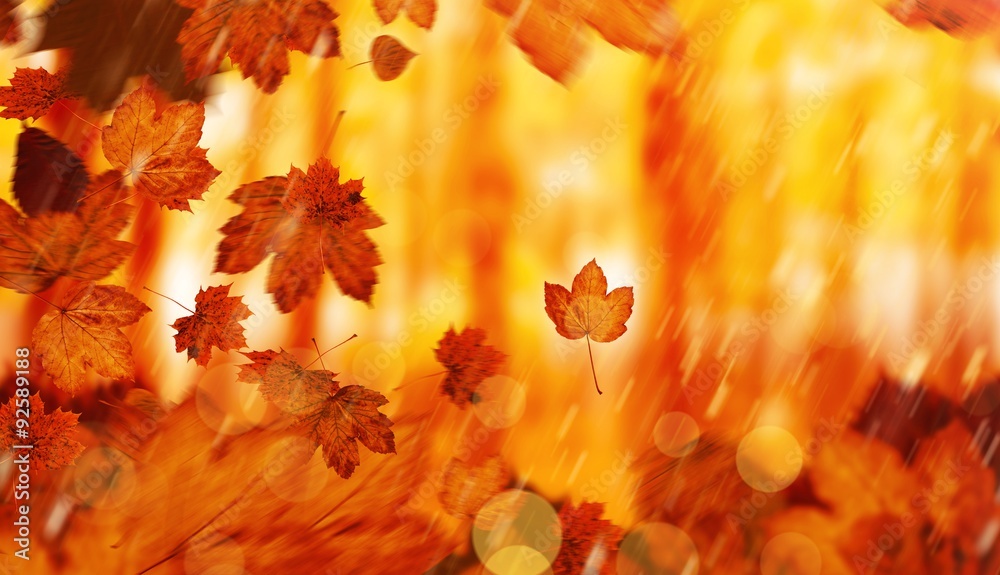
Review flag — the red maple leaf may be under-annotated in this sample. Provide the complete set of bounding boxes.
[0,393,85,470]
[177,0,341,93]
[0,67,77,120]
[551,501,624,575]
[171,284,253,367]
[433,326,506,408]
[237,349,395,478]
[215,158,385,313]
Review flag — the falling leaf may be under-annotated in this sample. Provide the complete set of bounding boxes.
[433,326,507,408]
[101,86,220,211]
[237,349,396,478]
[405,0,437,28]
[371,35,417,81]
[438,455,509,518]
[0,171,135,294]
[12,127,89,217]
[171,284,253,367]
[544,259,633,394]
[373,0,404,23]
[32,282,150,394]
[551,501,624,575]
[886,0,1000,38]
[32,0,203,109]
[851,375,955,464]
[0,68,77,120]
[484,0,679,82]
[1,1,19,44]
[177,0,341,93]
[0,393,85,470]
[373,0,435,27]
[215,158,385,313]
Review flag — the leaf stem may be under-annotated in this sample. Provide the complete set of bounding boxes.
[347,60,372,69]
[392,370,448,391]
[77,171,131,203]
[304,333,358,369]
[55,99,101,130]
[586,335,602,395]
[142,286,195,314]
[0,275,59,309]
[311,337,326,370]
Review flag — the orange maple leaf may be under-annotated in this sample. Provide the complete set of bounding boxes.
[177,0,341,93]
[438,455,509,518]
[237,349,396,478]
[12,127,89,217]
[170,284,253,367]
[0,393,85,470]
[433,326,506,408]
[551,501,624,575]
[485,0,679,82]
[0,67,77,120]
[101,85,220,211]
[544,259,633,394]
[373,0,437,29]
[215,158,385,313]
[0,171,135,294]
[32,282,151,394]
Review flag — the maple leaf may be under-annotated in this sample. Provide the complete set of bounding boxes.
[0,171,135,294]
[32,282,151,394]
[433,327,507,408]
[101,86,220,211]
[551,501,624,575]
[0,68,77,120]
[237,349,396,478]
[177,0,341,93]
[12,127,89,217]
[373,0,437,29]
[371,35,418,81]
[438,455,509,518]
[171,284,253,367]
[485,0,679,83]
[886,0,1000,38]
[544,259,633,394]
[0,393,85,470]
[32,0,204,109]
[1,1,18,45]
[215,158,385,313]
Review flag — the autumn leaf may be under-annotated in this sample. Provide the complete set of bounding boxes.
[551,501,624,575]
[438,455,509,518]
[0,393,85,470]
[0,171,135,294]
[373,0,436,29]
[886,0,1000,38]
[177,0,341,93]
[434,326,506,408]
[215,158,385,313]
[484,0,679,82]
[12,127,89,217]
[544,259,633,394]
[237,349,396,478]
[0,68,77,120]
[169,284,253,367]
[32,282,151,394]
[851,375,954,464]
[101,86,219,211]
[371,35,417,81]
[32,0,203,109]
[1,1,19,45]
